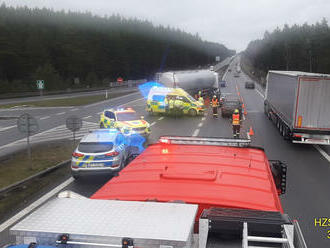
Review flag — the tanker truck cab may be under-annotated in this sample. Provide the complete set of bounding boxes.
[147,87,204,116]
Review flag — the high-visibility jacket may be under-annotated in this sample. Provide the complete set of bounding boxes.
[198,96,204,103]
[232,113,240,125]
[169,99,174,109]
[211,98,218,107]
[174,99,183,108]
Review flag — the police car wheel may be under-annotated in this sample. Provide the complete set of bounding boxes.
[100,123,105,129]
[72,174,80,180]
[189,109,197,116]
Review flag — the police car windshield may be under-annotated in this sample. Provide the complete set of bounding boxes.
[78,142,113,153]
[116,112,139,121]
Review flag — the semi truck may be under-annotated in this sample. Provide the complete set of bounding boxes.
[8,136,307,248]
[155,70,219,98]
[264,71,330,145]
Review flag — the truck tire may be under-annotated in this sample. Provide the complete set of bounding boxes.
[189,109,197,117]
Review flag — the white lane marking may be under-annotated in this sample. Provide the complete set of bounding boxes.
[256,89,264,98]
[158,117,164,121]
[118,98,143,107]
[83,92,140,108]
[97,111,103,114]
[150,122,156,126]
[70,108,79,111]
[56,112,65,115]
[243,115,246,121]
[198,122,203,128]
[192,129,200,137]
[201,117,206,121]
[40,116,50,120]
[0,125,16,132]
[0,177,74,232]
[82,116,92,119]
[314,145,330,163]
[247,133,251,139]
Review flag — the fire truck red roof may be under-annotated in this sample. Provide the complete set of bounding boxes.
[91,142,283,213]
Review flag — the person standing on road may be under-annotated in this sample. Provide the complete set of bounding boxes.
[168,96,175,116]
[211,95,219,118]
[231,109,241,138]
[174,96,184,118]
[198,91,204,105]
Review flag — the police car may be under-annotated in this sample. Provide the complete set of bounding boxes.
[71,129,129,179]
[99,108,151,137]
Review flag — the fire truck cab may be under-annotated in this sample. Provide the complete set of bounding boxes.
[9,137,307,248]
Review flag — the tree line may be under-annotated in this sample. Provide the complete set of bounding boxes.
[244,18,330,79]
[0,4,235,93]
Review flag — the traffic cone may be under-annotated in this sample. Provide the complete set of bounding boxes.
[248,126,254,136]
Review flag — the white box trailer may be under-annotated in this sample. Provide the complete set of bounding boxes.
[264,71,330,145]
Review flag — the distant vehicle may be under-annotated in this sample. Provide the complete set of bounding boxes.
[209,65,214,71]
[221,95,242,118]
[234,72,240,77]
[228,68,232,72]
[264,71,330,145]
[147,87,204,116]
[71,129,129,179]
[219,80,226,87]
[156,69,219,97]
[99,108,151,137]
[245,81,255,89]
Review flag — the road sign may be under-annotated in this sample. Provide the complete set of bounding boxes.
[17,113,39,163]
[66,116,82,132]
[17,113,39,134]
[215,56,220,62]
[117,77,123,83]
[66,116,82,144]
[36,80,44,90]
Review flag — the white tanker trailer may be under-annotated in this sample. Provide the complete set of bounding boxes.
[155,69,219,97]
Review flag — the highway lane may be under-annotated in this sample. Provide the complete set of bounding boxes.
[228,57,330,247]
[2,58,330,246]
[0,92,142,156]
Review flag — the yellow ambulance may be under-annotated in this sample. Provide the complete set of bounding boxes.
[146,87,204,116]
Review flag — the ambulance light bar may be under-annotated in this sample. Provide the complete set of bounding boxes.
[158,136,251,147]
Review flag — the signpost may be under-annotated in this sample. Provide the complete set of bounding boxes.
[66,116,82,145]
[17,113,39,166]
[117,77,123,84]
[36,80,45,96]
[215,56,220,62]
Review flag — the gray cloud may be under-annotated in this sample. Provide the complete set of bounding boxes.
[4,0,330,51]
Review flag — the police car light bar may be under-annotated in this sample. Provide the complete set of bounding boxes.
[159,136,251,147]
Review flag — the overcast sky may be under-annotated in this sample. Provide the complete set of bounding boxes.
[3,0,330,51]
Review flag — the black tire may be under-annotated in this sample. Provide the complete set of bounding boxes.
[72,174,80,180]
[149,109,155,116]
[189,108,197,117]
[100,123,105,129]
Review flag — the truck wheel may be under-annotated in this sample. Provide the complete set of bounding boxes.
[189,109,197,117]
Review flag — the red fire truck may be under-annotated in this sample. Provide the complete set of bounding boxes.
[9,137,307,248]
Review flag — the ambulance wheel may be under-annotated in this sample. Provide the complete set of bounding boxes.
[189,109,197,117]
[149,110,154,116]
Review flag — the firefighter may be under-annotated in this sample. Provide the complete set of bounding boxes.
[174,96,184,118]
[232,109,241,138]
[168,96,175,116]
[211,95,219,118]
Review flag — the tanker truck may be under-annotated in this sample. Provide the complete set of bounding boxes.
[155,69,219,98]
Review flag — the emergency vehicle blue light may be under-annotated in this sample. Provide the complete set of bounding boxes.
[138,81,164,99]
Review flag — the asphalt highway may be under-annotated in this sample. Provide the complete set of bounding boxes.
[1,57,330,246]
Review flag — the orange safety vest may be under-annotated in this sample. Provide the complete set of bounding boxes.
[211,98,218,107]
[232,113,240,125]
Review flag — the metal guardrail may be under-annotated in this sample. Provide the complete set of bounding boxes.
[0,160,70,197]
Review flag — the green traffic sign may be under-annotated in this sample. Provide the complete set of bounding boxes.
[36,80,44,90]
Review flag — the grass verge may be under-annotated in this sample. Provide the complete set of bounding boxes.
[0,90,136,108]
[0,140,74,222]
